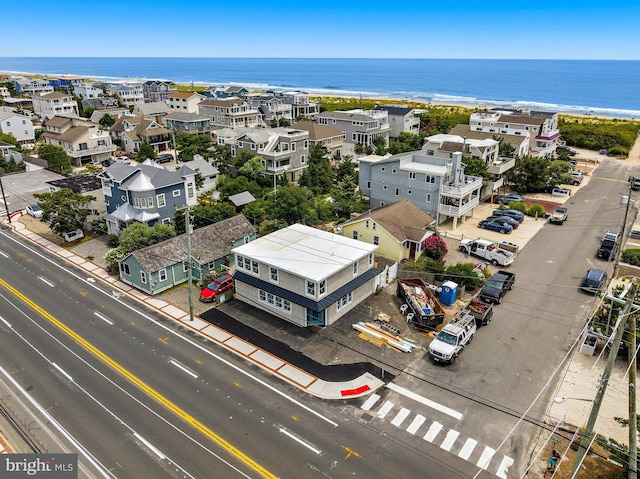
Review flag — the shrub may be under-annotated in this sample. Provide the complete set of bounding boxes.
[443,263,485,290]
[423,235,448,260]
[622,249,640,266]
[526,203,546,218]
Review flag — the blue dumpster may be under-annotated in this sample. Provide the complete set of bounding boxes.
[440,281,458,306]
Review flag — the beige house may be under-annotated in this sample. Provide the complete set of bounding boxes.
[168,91,206,114]
[291,120,345,161]
[41,116,116,166]
[338,200,435,262]
[197,97,263,129]
[110,115,172,155]
[32,92,79,120]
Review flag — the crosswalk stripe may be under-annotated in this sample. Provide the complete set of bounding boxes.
[386,383,463,420]
[406,414,426,435]
[361,393,380,411]
[424,421,443,442]
[458,438,477,460]
[391,407,411,427]
[440,430,460,452]
[476,446,496,470]
[496,455,515,479]
[377,400,394,419]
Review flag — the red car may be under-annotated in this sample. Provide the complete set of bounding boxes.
[199,274,234,302]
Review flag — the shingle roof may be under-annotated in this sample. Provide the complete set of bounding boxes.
[228,191,256,207]
[498,114,545,126]
[291,120,343,140]
[374,105,413,115]
[448,124,528,147]
[101,162,194,189]
[46,174,103,193]
[342,200,435,243]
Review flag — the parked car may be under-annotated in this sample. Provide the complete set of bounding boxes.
[492,209,525,222]
[199,274,234,302]
[478,220,513,234]
[25,204,43,218]
[580,268,608,294]
[486,215,520,229]
[115,155,131,165]
[557,145,577,156]
[596,231,620,261]
[629,176,640,191]
[102,159,115,167]
[570,171,583,185]
[156,153,174,163]
[496,193,524,205]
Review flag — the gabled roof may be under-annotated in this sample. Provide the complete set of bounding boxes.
[36,92,71,100]
[341,200,435,243]
[169,91,205,100]
[291,120,343,140]
[100,162,194,190]
[374,104,413,116]
[164,112,210,122]
[199,97,247,107]
[498,114,545,126]
[228,191,256,207]
[135,102,171,116]
[188,155,219,178]
[46,174,102,194]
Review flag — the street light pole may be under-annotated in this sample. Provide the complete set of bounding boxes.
[185,207,194,322]
[0,175,11,224]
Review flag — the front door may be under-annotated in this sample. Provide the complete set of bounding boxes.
[306,309,325,326]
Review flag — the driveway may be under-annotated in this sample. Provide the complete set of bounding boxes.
[0,166,65,217]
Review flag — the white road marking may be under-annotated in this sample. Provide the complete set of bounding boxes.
[386,382,463,420]
[496,455,514,479]
[52,363,73,382]
[476,446,496,470]
[361,393,380,411]
[0,314,11,328]
[0,250,8,258]
[406,414,426,435]
[278,426,322,455]
[38,276,55,287]
[390,407,411,427]
[458,438,477,460]
[424,421,443,442]
[93,312,113,325]
[440,430,460,451]
[168,359,198,379]
[133,432,166,460]
[377,400,394,419]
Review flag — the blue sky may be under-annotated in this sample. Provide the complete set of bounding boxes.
[5,0,640,59]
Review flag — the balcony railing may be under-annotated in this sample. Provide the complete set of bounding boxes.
[487,157,516,175]
[438,196,480,217]
[440,176,483,197]
[69,144,116,157]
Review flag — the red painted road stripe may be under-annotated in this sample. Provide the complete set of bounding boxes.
[340,385,371,397]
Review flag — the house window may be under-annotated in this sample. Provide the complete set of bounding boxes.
[291,143,296,151]
[157,193,166,208]
[409,172,416,180]
[352,231,358,240]
[304,139,309,149]
[353,262,358,275]
[392,168,397,174]
[187,185,195,199]
[162,218,171,225]
[258,289,291,314]
[336,292,353,312]
[270,267,278,282]
[380,167,385,172]
[365,220,369,228]
[408,189,412,195]
[426,193,432,202]
[159,269,167,282]
[172,190,180,197]
[427,149,434,155]
[300,155,305,164]
[319,279,326,295]
[140,271,147,284]
[368,253,374,266]
[373,236,379,245]
[395,187,399,196]
[121,263,131,275]
[383,185,387,190]
[307,280,316,296]
[366,181,371,189]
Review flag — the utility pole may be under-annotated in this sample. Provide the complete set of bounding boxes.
[0,175,11,224]
[614,183,633,279]
[630,304,638,479]
[185,207,194,321]
[571,284,637,478]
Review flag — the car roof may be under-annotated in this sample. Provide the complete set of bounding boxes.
[586,268,606,280]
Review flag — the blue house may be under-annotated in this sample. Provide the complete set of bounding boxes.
[99,161,197,236]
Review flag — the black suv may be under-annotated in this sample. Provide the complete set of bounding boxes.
[156,153,174,163]
[596,231,620,261]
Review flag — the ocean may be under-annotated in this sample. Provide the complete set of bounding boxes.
[1,57,639,119]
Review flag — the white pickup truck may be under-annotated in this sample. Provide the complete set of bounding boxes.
[428,311,476,364]
[459,238,516,266]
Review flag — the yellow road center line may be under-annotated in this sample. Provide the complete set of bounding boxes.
[0,278,277,479]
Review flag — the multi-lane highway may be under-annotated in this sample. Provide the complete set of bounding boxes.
[0,227,489,478]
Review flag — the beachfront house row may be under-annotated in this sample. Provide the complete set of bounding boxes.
[118,214,256,295]
[206,85,250,99]
[0,110,35,146]
[448,124,530,158]
[110,115,172,155]
[291,120,345,161]
[470,108,560,157]
[197,97,263,129]
[72,82,104,100]
[14,78,54,96]
[41,116,116,167]
[98,162,197,236]
[245,93,293,125]
[232,223,380,328]
[32,92,79,120]
[168,91,206,114]
[223,126,310,184]
[143,80,177,103]
[373,105,421,139]
[358,150,483,230]
[276,91,320,119]
[104,82,145,107]
[316,109,391,156]
[338,200,435,262]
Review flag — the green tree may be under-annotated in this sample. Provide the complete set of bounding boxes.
[270,117,290,128]
[175,132,214,162]
[33,189,95,235]
[136,142,156,162]
[0,156,26,174]
[372,135,387,155]
[0,132,22,151]
[265,186,315,225]
[208,144,231,175]
[243,199,267,225]
[172,202,237,234]
[238,155,266,182]
[117,222,176,254]
[36,144,72,174]
[216,174,264,199]
[98,114,115,129]
[495,137,516,158]
[298,143,333,194]
[335,155,358,184]
[461,156,490,181]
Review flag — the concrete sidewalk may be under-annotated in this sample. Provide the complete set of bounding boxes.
[3,217,384,402]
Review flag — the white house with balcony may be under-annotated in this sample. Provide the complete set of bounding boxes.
[32,92,79,120]
[358,150,483,230]
[41,116,116,166]
[72,81,104,100]
[197,97,263,129]
[104,82,145,107]
[317,109,391,156]
[470,108,560,157]
[14,78,54,96]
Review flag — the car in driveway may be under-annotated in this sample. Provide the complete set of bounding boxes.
[25,204,43,218]
[478,219,513,234]
[496,193,524,205]
[486,215,520,229]
[580,268,608,294]
[492,209,525,222]
[156,153,174,164]
[557,145,577,156]
[199,274,234,302]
